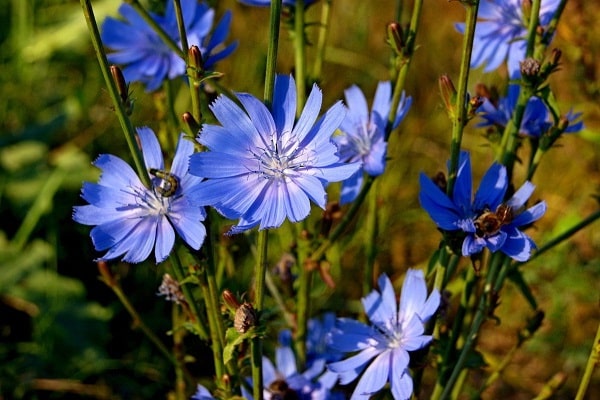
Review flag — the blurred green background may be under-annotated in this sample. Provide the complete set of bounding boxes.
[1,0,599,398]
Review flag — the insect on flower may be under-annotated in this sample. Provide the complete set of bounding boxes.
[474,203,514,238]
[149,168,180,197]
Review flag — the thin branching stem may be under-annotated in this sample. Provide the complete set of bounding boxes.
[80,0,149,187]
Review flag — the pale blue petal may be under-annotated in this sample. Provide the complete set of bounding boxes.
[362,274,397,330]
[371,81,392,122]
[293,83,323,143]
[154,217,175,263]
[340,170,363,205]
[170,134,194,178]
[399,269,427,323]
[390,367,413,400]
[189,152,253,178]
[276,346,297,378]
[511,201,546,227]
[137,127,164,172]
[507,181,535,209]
[344,85,369,122]
[350,351,390,399]
[273,75,296,135]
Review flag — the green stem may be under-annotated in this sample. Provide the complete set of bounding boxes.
[172,305,186,400]
[518,209,600,266]
[80,0,150,187]
[446,0,479,197]
[251,230,269,400]
[575,317,600,400]
[197,264,225,382]
[498,85,534,176]
[385,0,423,140]
[172,0,189,58]
[542,0,567,46]
[263,0,282,107]
[363,183,378,298]
[98,265,177,368]
[127,0,185,60]
[168,250,209,339]
[265,269,296,328]
[295,233,312,369]
[525,0,541,59]
[311,0,332,81]
[435,255,507,400]
[293,0,307,114]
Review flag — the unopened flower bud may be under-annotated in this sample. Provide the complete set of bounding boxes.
[157,274,185,304]
[110,65,134,115]
[222,289,242,311]
[234,302,257,333]
[188,45,204,73]
[550,48,562,66]
[557,115,570,132]
[182,111,200,134]
[188,45,204,86]
[439,74,457,119]
[387,22,405,56]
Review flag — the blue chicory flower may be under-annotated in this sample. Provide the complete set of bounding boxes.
[477,85,583,137]
[327,270,440,400]
[456,0,561,77]
[188,74,361,234]
[101,0,237,91]
[73,128,206,263]
[419,151,547,261]
[334,81,412,204]
[242,333,338,400]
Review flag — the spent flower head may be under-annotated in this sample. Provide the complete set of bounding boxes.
[327,270,440,400]
[455,0,561,77]
[334,82,412,204]
[419,151,547,261]
[189,74,360,234]
[73,128,206,263]
[101,0,236,91]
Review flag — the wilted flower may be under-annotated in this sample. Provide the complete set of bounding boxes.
[101,0,237,91]
[334,82,412,204]
[419,151,546,261]
[189,74,360,234]
[477,84,583,137]
[456,0,561,77]
[73,128,206,263]
[327,270,440,400]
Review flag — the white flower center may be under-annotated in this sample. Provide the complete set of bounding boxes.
[253,132,312,182]
[125,184,172,217]
[349,122,375,157]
